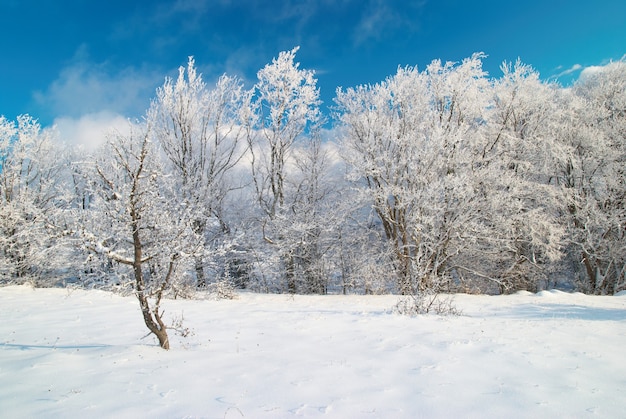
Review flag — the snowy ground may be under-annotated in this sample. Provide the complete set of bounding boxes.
[1,285,625,418]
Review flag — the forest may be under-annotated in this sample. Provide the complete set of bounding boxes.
[1,48,624,310]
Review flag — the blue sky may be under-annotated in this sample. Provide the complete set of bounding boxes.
[1,0,624,136]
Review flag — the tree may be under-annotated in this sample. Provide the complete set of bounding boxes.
[82,123,202,349]
[277,136,344,293]
[335,54,492,294]
[336,55,566,295]
[147,57,252,287]
[0,115,70,284]
[469,60,565,293]
[246,47,323,292]
[554,59,626,294]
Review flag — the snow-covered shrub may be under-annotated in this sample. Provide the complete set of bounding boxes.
[392,290,461,316]
[208,279,239,300]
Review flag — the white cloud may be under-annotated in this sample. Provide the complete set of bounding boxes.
[577,57,625,82]
[53,111,133,152]
[34,52,162,121]
[579,65,605,80]
[555,63,583,78]
[32,48,168,152]
[553,56,626,84]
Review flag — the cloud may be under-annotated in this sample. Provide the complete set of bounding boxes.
[352,0,425,46]
[553,56,625,84]
[353,0,395,44]
[34,51,162,121]
[577,56,625,82]
[579,65,605,80]
[555,63,583,78]
[262,0,323,23]
[53,111,133,153]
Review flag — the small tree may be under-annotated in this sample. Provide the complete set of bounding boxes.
[82,123,201,349]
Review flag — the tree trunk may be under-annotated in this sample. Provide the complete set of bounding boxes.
[132,223,170,349]
[284,253,297,293]
[195,257,206,288]
[136,290,170,350]
[130,175,170,349]
[582,251,598,293]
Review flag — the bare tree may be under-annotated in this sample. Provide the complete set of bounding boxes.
[83,124,202,349]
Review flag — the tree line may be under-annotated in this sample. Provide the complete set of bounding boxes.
[2,49,625,302]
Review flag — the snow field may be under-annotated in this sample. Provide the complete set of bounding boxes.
[1,286,625,418]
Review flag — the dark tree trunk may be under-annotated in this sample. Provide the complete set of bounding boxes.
[128,145,170,350]
[195,257,206,288]
[131,215,170,350]
[582,251,597,293]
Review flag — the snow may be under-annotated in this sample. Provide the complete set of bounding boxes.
[1,286,625,418]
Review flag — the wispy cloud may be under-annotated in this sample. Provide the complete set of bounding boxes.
[555,63,583,78]
[352,0,425,46]
[33,49,162,120]
[34,47,164,149]
[555,55,626,83]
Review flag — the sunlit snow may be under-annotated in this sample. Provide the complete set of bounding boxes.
[1,286,625,417]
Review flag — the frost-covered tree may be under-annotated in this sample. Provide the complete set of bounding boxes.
[246,47,324,292]
[0,115,70,284]
[336,55,566,294]
[334,201,398,294]
[336,54,492,294]
[81,124,202,349]
[277,137,346,293]
[147,57,252,287]
[250,47,320,217]
[554,59,626,294]
[469,60,566,293]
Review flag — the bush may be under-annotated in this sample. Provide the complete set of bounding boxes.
[392,290,461,316]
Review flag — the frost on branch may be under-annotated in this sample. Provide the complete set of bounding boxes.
[6,52,625,297]
[0,115,71,285]
[81,123,203,349]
